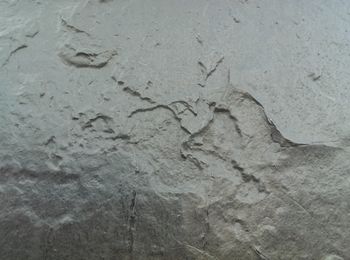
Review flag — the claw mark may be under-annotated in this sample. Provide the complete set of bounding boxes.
[123,86,196,117]
[195,34,203,45]
[213,106,242,137]
[231,159,245,174]
[61,18,90,36]
[198,56,224,87]
[202,207,210,249]
[278,189,316,220]
[2,44,27,67]
[231,160,268,193]
[180,151,207,170]
[181,102,246,169]
[128,190,137,254]
[44,136,56,146]
[308,72,321,81]
[128,105,191,134]
[26,30,39,38]
[124,87,199,135]
[233,17,241,23]
[105,133,131,141]
[123,86,156,104]
[169,100,197,116]
[198,61,207,75]
[174,240,218,260]
[252,245,270,260]
[206,56,224,80]
[80,113,113,130]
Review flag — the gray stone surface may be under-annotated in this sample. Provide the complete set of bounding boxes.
[1,1,350,259]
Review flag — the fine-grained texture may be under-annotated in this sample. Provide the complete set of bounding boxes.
[1,1,350,259]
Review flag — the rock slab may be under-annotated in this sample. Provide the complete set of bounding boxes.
[1,1,350,259]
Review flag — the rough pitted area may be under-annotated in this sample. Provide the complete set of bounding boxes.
[1,1,350,259]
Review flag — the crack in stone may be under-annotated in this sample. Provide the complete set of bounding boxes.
[128,190,137,255]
